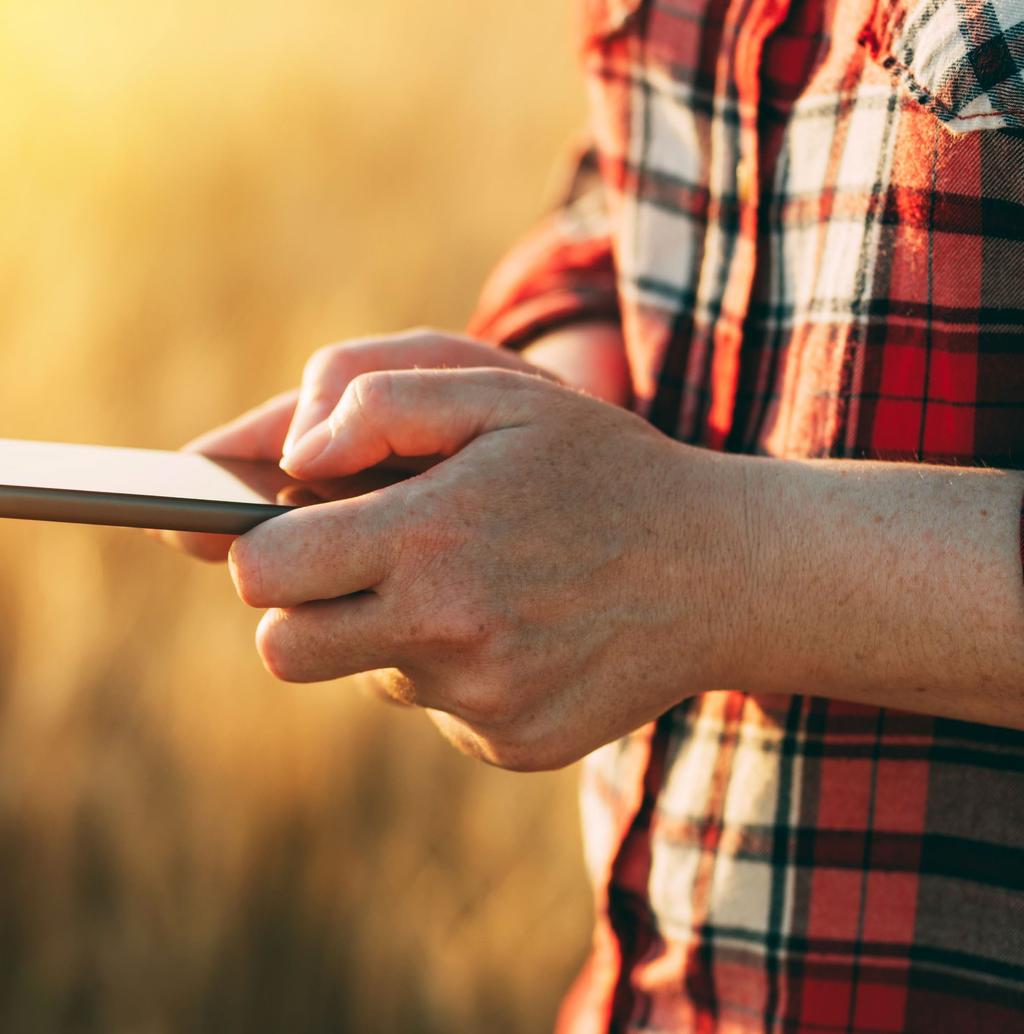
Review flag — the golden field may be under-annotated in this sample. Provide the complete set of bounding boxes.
[0,2,590,1030]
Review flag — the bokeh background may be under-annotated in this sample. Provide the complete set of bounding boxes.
[0,2,591,1030]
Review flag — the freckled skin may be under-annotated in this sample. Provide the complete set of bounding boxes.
[235,370,745,771]
[157,329,1024,769]
[157,331,746,770]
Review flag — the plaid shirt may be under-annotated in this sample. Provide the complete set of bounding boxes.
[468,0,1024,1030]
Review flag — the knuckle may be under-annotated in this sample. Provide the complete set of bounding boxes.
[341,371,398,439]
[438,600,488,646]
[489,747,546,773]
[495,750,564,774]
[304,338,379,391]
[228,537,266,608]
[486,732,573,773]
[424,590,506,654]
[429,709,571,772]
[477,622,519,666]
[448,670,519,727]
[398,326,442,345]
[484,366,532,390]
[348,369,394,416]
[306,341,347,378]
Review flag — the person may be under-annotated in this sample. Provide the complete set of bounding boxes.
[158,0,1024,1029]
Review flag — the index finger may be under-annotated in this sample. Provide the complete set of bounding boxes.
[228,486,402,609]
[152,389,298,562]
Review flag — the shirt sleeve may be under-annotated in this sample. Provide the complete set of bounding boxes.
[466,140,620,350]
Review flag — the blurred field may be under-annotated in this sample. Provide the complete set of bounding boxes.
[0,3,590,1031]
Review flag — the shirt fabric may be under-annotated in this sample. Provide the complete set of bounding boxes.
[467,0,1024,1031]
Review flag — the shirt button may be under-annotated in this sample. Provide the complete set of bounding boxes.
[737,156,756,206]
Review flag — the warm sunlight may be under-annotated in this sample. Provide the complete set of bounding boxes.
[0,2,587,1030]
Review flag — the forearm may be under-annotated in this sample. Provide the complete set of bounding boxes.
[521,322,630,407]
[732,455,1024,728]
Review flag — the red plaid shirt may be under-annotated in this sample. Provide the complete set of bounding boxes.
[469,0,1024,1030]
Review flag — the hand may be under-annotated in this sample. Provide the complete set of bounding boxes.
[281,329,560,465]
[153,329,554,562]
[230,368,750,770]
[151,389,299,562]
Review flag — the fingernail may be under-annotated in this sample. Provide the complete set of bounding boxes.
[281,422,332,471]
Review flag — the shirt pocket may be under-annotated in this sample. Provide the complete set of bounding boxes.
[861,0,1024,133]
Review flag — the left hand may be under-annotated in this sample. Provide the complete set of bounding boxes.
[230,368,750,770]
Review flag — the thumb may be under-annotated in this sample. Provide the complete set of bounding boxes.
[280,368,545,478]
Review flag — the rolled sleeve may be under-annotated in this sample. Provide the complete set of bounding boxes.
[467,142,620,350]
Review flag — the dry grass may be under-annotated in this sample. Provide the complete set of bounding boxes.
[0,3,591,1030]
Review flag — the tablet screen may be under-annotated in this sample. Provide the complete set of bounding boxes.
[0,438,394,507]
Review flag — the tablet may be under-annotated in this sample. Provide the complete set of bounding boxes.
[0,438,404,534]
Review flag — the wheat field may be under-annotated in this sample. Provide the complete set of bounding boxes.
[0,3,591,1030]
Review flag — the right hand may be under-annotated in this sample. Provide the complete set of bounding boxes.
[153,329,556,563]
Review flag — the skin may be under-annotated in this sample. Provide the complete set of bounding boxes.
[156,326,1024,770]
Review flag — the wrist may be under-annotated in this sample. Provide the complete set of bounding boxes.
[653,443,768,696]
[714,454,832,695]
[720,454,792,693]
[705,452,775,691]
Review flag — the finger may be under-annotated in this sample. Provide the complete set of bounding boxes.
[282,368,546,479]
[157,529,239,563]
[426,709,495,764]
[150,391,299,561]
[255,596,412,685]
[358,669,417,708]
[282,331,541,458]
[228,489,399,608]
[425,710,560,772]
